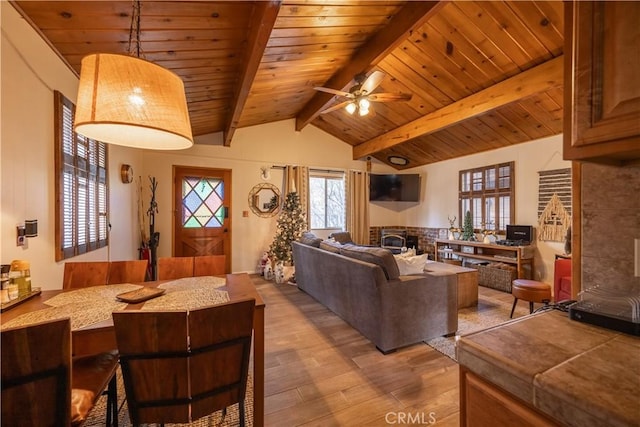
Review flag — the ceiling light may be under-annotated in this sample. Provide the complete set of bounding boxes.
[388,155,409,166]
[345,102,357,115]
[358,106,369,116]
[73,1,193,150]
[75,54,193,150]
[358,98,370,110]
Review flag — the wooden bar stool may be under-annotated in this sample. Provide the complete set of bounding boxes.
[510,279,551,318]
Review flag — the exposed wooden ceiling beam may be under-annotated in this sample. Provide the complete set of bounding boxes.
[352,55,564,159]
[223,1,281,146]
[294,1,443,132]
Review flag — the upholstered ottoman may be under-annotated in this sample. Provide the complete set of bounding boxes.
[510,279,551,318]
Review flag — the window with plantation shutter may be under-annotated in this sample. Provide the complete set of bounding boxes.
[458,162,514,233]
[55,91,109,261]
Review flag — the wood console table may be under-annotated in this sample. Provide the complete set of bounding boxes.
[434,239,534,279]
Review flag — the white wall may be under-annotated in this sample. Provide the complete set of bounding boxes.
[140,120,365,273]
[369,135,571,283]
[1,3,143,290]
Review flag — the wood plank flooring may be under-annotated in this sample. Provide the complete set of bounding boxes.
[254,275,521,426]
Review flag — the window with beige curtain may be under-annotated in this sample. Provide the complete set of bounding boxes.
[309,171,345,230]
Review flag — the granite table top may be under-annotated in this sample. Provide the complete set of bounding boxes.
[457,310,640,427]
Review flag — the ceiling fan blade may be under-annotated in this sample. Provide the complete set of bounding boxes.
[367,93,413,102]
[320,100,354,114]
[313,87,353,98]
[361,71,385,94]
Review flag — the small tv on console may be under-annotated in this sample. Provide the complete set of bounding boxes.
[506,225,533,243]
[369,174,421,202]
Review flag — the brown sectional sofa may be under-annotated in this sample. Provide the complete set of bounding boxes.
[292,235,458,353]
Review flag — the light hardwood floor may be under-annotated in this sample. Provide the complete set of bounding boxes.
[254,275,520,427]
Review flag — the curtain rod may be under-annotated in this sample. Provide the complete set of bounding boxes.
[270,165,345,175]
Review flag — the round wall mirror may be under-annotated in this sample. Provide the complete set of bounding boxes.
[248,183,280,217]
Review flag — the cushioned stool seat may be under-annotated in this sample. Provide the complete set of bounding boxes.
[510,279,551,318]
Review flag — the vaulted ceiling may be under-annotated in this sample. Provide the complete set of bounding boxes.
[12,1,564,169]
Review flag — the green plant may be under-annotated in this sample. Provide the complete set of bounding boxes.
[461,210,475,241]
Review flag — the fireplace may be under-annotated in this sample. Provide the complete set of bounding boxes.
[381,229,407,253]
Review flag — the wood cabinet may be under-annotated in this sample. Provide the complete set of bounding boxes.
[434,239,534,279]
[563,1,640,162]
[459,367,561,427]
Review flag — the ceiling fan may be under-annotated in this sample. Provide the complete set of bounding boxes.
[314,71,412,116]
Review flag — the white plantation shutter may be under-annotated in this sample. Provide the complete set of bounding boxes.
[55,91,109,261]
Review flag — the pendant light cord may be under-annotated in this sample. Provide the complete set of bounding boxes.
[127,0,142,58]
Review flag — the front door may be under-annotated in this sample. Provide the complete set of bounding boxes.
[173,166,231,272]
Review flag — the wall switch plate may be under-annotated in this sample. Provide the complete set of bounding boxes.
[635,239,640,277]
[16,225,25,246]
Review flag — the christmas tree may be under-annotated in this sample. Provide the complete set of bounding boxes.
[461,210,475,241]
[269,192,307,265]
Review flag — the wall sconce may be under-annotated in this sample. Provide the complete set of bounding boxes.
[17,220,38,246]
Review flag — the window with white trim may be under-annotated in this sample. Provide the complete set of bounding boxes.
[309,171,345,230]
[54,91,109,261]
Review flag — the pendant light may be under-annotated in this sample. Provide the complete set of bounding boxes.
[74,0,193,150]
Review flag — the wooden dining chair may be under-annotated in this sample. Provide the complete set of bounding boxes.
[2,318,72,426]
[157,256,194,280]
[63,261,110,289]
[193,254,226,276]
[1,317,120,427]
[107,260,148,284]
[112,298,255,426]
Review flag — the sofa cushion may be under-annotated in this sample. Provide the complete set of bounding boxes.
[319,239,342,253]
[328,231,353,244]
[394,254,429,275]
[299,231,322,248]
[339,245,400,280]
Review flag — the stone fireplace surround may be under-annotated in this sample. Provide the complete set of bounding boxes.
[370,226,447,259]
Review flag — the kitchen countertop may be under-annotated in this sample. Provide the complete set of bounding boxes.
[457,310,640,426]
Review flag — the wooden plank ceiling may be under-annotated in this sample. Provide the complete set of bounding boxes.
[12,0,564,169]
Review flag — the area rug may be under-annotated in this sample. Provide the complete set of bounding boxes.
[84,368,253,427]
[426,293,530,361]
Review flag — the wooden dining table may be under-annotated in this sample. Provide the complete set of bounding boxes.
[0,272,266,427]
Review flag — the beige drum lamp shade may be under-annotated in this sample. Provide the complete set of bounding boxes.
[74,53,193,150]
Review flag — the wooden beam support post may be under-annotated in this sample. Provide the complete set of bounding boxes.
[353,55,564,159]
[223,1,281,146]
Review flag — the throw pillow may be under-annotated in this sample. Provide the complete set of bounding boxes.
[299,231,322,248]
[319,239,342,253]
[393,254,429,275]
[339,245,400,280]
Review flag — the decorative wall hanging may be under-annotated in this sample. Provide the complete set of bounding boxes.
[248,183,280,218]
[537,168,571,242]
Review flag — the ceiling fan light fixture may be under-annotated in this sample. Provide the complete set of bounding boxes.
[358,98,370,110]
[74,53,193,150]
[388,155,409,166]
[345,102,357,115]
[358,106,370,116]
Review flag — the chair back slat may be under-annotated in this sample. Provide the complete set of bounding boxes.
[108,260,148,284]
[157,257,194,280]
[112,298,255,426]
[1,318,71,427]
[113,310,190,424]
[189,299,254,420]
[63,261,109,289]
[193,255,226,276]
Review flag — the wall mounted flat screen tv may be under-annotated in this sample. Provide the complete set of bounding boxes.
[369,174,421,202]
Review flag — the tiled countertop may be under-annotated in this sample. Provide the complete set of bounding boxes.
[457,310,640,426]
